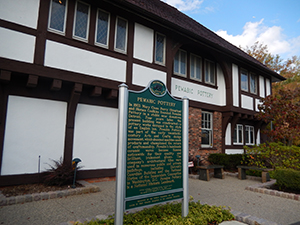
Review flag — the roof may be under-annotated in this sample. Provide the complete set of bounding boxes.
[115,0,285,82]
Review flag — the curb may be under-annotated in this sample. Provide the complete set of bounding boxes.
[0,180,100,207]
[245,179,300,202]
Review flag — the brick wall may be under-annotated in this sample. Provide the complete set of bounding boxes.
[189,107,222,165]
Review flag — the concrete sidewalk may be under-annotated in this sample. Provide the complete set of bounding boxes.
[0,176,299,225]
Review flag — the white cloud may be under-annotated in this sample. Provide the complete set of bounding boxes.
[215,19,300,59]
[161,0,203,11]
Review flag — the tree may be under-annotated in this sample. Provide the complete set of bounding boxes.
[256,88,300,146]
[243,41,300,92]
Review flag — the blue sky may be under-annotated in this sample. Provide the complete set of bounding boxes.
[162,0,300,61]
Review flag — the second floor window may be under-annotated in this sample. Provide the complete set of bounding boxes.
[95,10,110,47]
[155,33,165,65]
[201,112,213,147]
[174,50,187,76]
[241,69,248,91]
[190,54,202,81]
[48,0,67,33]
[115,17,128,52]
[250,73,257,94]
[73,1,90,41]
[205,60,215,85]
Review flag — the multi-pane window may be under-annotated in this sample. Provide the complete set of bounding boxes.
[204,60,215,85]
[48,0,67,33]
[201,112,213,147]
[245,125,255,145]
[155,33,166,65]
[95,9,110,47]
[190,54,202,81]
[115,17,128,52]
[250,73,257,94]
[233,124,243,144]
[174,50,187,76]
[73,1,90,40]
[241,69,248,91]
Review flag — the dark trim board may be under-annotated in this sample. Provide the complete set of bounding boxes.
[0,169,116,187]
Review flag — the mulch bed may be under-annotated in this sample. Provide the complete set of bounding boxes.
[0,182,83,197]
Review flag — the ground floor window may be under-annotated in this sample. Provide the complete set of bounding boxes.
[233,124,243,144]
[201,111,213,147]
[245,125,255,145]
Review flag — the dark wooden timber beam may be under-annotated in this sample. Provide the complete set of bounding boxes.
[50,79,62,91]
[26,75,38,88]
[90,86,102,97]
[106,89,118,99]
[0,70,11,83]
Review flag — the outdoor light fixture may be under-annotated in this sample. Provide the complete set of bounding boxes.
[72,158,81,188]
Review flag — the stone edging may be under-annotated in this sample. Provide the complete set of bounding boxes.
[0,180,100,206]
[245,179,300,201]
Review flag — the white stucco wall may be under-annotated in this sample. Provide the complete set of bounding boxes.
[171,65,226,106]
[225,123,231,145]
[72,104,118,170]
[44,40,126,82]
[232,64,239,107]
[132,63,166,87]
[1,96,67,175]
[133,23,153,63]
[266,78,271,96]
[225,149,244,154]
[241,94,253,110]
[256,129,261,145]
[0,27,35,63]
[0,0,40,29]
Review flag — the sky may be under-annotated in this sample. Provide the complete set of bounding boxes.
[161,0,300,61]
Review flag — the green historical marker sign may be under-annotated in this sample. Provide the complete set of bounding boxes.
[115,80,189,224]
[125,80,183,210]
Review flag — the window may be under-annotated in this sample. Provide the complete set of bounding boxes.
[73,1,90,41]
[233,124,243,144]
[174,50,187,76]
[95,9,110,47]
[241,69,248,91]
[250,73,257,94]
[155,33,166,65]
[245,126,255,145]
[201,112,213,147]
[115,17,128,52]
[204,60,215,85]
[190,54,202,81]
[48,0,67,33]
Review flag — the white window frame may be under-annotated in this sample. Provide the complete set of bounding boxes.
[114,16,128,53]
[245,125,255,145]
[95,9,110,48]
[250,73,257,94]
[48,0,68,35]
[174,49,187,77]
[155,32,166,65]
[241,69,248,92]
[233,124,243,145]
[204,59,215,85]
[201,111,213,147]
[190,54,202,81]
[73,1,90,42]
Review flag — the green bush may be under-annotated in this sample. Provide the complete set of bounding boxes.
[244,142,300,170]
[246,169,262,177]
[272,168,300,191]
[78,201,234,225]
[208,154,246,170]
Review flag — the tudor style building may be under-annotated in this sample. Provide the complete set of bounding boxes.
[0,0,284,185]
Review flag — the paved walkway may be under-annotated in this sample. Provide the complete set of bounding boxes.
[0,176,299,225]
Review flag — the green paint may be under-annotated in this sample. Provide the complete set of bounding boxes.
[126,81,183,209]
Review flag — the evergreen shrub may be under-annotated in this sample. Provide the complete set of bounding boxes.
[208,154,246,170]
[272,168,300,191]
